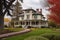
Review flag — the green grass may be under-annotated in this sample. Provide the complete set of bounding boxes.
[4,28,60,40]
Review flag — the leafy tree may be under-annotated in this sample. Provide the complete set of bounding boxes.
[0,0,15,29]
[48,20,57,28]
[47,0,60,26]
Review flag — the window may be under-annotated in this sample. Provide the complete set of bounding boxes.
[21,17,24,20]
[36,21,39,25]
[32,21,35,25]
[20,22,25,25]
[15,22,18,25]
[34,15,37,19]
[26,11,29,13]
[27,15,30,19]
[21,15,24,20]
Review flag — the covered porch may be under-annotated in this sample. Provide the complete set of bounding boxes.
[19,20,44,28]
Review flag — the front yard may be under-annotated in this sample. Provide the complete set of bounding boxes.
[4,28,60,40]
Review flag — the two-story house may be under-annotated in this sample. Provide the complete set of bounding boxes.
[9,0,48,28]
[13,8,48,28]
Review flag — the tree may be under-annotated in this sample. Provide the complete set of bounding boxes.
[48,20,57,28]
[47,0,60,25]
[0,0,15,29]
[10,0,22,28]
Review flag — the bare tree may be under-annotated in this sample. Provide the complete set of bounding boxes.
[0,0,15,29]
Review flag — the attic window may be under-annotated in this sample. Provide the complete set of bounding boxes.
[26,11,29,13]
[34,15,37,19]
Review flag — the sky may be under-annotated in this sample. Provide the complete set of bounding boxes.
[5,0,50,19]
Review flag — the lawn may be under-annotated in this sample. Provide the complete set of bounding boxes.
[4,28,60,40]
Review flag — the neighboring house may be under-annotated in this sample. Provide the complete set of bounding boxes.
[4,18,10,27]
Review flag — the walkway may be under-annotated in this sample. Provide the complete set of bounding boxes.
[0,29,31,39]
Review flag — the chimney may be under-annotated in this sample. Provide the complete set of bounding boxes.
[39,9,42,14]
[36,9,39,13]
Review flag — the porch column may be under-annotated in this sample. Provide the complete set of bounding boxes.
[30,21,31,26]
[39,21,41,28]
[35,21,36,27]
[14,21,15,28]
[25,21,26,25]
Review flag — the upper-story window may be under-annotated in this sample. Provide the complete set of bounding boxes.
[27,15,30,19]
[21,17,24,20]
[25,11,29,13]
[32,11,35,14]
[21,15,24,20]
[34,15,37,19]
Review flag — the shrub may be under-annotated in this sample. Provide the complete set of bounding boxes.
[24,36,48,40]
[41,26,48,28]
[0,29,13,34]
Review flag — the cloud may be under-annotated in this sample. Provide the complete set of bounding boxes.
[22,0,49,18]
[22,0,49,9]
[22,0,41,9]
[5,0,49,19]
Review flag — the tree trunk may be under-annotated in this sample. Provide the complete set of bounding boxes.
[0,0,4,30]
[0,15,4,30]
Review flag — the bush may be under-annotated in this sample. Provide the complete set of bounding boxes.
[0,29,13,34]
[41,26,48,28]
[24,36,48,40]
[41,33,60,40]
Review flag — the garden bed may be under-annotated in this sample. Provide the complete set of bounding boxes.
[0,29,14,35]
[0,28,23,35]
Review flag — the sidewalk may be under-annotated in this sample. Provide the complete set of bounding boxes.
[0,29,31,39]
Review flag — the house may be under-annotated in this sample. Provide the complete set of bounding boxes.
[19,9,48,28]
[9,0,48,28]
[11,8,48,28]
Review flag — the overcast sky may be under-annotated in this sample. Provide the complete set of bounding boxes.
[5,0,50,19]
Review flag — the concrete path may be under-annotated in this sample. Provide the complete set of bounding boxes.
[0,29,31,39]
